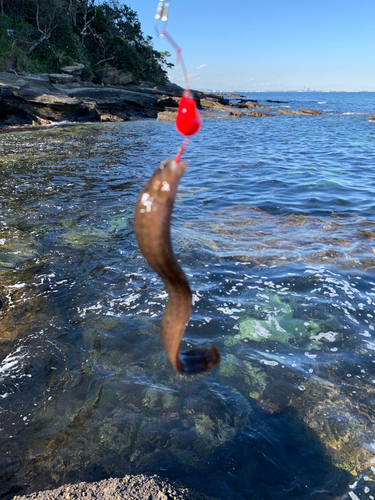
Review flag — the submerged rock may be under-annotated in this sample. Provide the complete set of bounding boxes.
[0,229,40,268]
[289,381,375,475]
[61,223,110,247]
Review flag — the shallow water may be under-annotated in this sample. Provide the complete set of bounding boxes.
[1,92,375,499]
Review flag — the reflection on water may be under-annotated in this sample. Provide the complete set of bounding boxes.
[1,94,375,499]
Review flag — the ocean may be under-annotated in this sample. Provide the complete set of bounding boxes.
[0,91,375,499]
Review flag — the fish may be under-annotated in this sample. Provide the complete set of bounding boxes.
[134,158,220,374]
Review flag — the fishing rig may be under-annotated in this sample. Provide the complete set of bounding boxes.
[154,0,201,162]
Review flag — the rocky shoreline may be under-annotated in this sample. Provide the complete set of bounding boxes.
[13,474,218,500]
[0,70,327,132]
[0,70,228,130]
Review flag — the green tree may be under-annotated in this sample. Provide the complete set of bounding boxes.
[0,0,173,82]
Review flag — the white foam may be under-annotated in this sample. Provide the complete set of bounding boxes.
[260,359,278,366]
[311,331,338,342]
[0,346,27,381]
[217,307,244,315]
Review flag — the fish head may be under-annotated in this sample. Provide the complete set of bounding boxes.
[146,158,188,203]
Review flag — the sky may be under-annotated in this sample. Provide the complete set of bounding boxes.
[123,0,375,92]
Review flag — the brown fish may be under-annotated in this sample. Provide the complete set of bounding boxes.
[134,158,220,374]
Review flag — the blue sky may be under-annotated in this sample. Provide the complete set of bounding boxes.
[124,0,375,91]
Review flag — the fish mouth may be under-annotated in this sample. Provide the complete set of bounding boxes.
[159,158,188,179]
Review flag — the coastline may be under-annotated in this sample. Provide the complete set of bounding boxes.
[0,72,331,134]
[0,71,231,132]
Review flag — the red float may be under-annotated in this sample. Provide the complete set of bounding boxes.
[175,90,201,136]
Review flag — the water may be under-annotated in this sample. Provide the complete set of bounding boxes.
[0,92,375,499]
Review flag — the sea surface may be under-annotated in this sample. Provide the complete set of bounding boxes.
[0,92,375,499]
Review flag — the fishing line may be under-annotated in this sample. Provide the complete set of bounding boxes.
[154,0,201,161]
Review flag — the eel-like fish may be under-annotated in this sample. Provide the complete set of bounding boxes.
[134,158,220,374]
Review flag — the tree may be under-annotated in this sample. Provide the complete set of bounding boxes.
[0,0,171,82]
[23,0,64,55]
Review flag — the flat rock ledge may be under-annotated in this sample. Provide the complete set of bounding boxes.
[0,71,230,130]
[13,474,219,500]
[0,71,337,130]
[278,108,322,116]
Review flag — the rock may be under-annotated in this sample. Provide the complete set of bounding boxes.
[13,474,219,500]
[226,110,245,118]
[247,111,275,117]
[199,98,227,110]
[0,229,40,268]
[13,89,80,105]
[156,96,180,108]
[0,72,51,90]
[10,89,83,122]
[96,67,118,85]
[32,116,52,125]
[290,381,375,475]
[97,111,126,122]
[267,99,288,103]
[60,63,85,76]
[278,108,296,115]
[276,107,323,117]
[0,71,235,129]
[118,69,132,85]
[143,108,158,118]
[298,108,322,116]
[65,86,162,108]
[278,108,297,115]
[157,111,177,121]
[370,115,375,122]
[235,100,271,110]
[48,73,75,84]
[200,110,221,118]
[228,92,243,97]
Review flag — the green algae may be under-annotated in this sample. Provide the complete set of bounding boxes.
[61,223,110,247]
[218,353,241,378]
[243,361,268,399]
[108,211,132,233]
[229,290,341,350]
[219,354,268,400]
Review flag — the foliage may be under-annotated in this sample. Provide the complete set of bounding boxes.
[0,0,173,83]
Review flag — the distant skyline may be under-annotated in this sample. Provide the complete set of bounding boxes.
[124,0,375,92]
